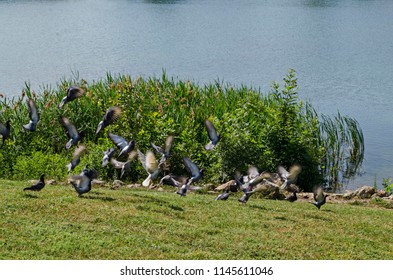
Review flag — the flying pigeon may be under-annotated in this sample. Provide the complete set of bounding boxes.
[235,172,272,204]
[69,168,98,196]
[204,119,220,150]
[138,149,161,187]
[24,174,45,191]
[102,147,116,167]
[0,120,10,144]
[59,116,84,150]
[278,164,302,190]
[110,151,136,179]
[58,86,85,108]
[108,132,135,158]
[96,106,122,134]
[176,157,204,196]
[22,99,40,132]
[150,135,174,167]
[159,174,187,188]
[66,145,86,173]
[310,186,328,209]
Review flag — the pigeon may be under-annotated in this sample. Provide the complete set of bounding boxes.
[278,164,302,190]
[102,147,116,167]
[108,132,135,158]
[204,118,220,150]
[24,174,45,191]
[310,186,328,209]
[22,99,40,132]
[69,168,98,196]
[0,120,10,144]
[59,116,85,150]
[58,86,85,108]
[137,149,161,187]
[96,106,122,134]
[159,174,187,187]
[215,188,230,201]
[150,135,174,167]
[66,145,86,173]
[183,157,204,185]
[176,157,204,196]
[236,172,272,204]
[285,191,298,202]
[110,158,132,179]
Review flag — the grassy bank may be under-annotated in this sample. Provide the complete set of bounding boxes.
[0,179,391,260]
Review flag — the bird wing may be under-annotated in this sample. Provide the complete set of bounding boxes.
[67,86,85,99]
[247,166,259,180]
[73,145,86,158]
[288,164,302,181]
[0,121,7,136]
[108,132,128,150]
[104,106,121,123]
[164,135,174,155]
[59,116,79,140]
[250,172,272,187]
[150,142,164,155]
[27,99,39,123]
[183,157,200,177]
[145,150,158,174]
[313,186,325,203]
[204,119,219,142]
[137,149,147,170]
[110,158,125,169]
[278,166,289,180]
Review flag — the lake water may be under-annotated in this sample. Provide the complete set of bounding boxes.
[1,0,393,189]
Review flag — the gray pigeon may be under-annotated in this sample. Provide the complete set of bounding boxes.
[110,151,137,179]
[278,164,302,190]
[69,168,98,196]
[204,119,220,150]
[176,157,204,196]
[236,172,272,204]
[137,149,161,187]
[0,120,10,144]
[215,188,230,201]
[59,116,85,150]
[150,135,174,167]
[310,186,328,209]
[159,174,187,187]
[108,132,135,158]
[102,147,116,167]
[96,106,122,134]
[66,145,86,173]
[22,99,40,132]
[58,86,85,108]
[23,174,45,191]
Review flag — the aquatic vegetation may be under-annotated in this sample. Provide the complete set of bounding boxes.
[0,70,364,191]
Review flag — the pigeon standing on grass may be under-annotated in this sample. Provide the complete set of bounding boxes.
[204,119,220,150]
[0,120,10,144]
[22,99,40,132]
[310,186,328,209]
[66,145,86,173]
[24,174,45,191]
[58,86,85,108]
[96,106,122,134]
[108,132,135,158]
[59,116,85,150]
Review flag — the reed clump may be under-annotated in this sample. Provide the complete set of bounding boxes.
[0,70,364,191]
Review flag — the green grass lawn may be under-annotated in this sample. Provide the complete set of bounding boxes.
[0,179,392,260]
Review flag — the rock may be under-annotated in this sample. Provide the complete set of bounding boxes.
[157,187,164,192]
[204,183,216,191]
[354,186,375,199]
[92,179,105,186]
[47,179,57,185]
[343,191,355,200]
[252,183,285,200]
[126,184,141,189]
[214,180,236,191]
[112,180,125,189]
[376,189,388,198]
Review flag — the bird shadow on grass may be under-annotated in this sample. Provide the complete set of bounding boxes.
[132,193,184,211]
[80,195,116,202]
[248,204,268,211]
[23,193,39,199]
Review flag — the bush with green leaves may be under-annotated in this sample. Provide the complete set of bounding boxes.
[0,70,364,191]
